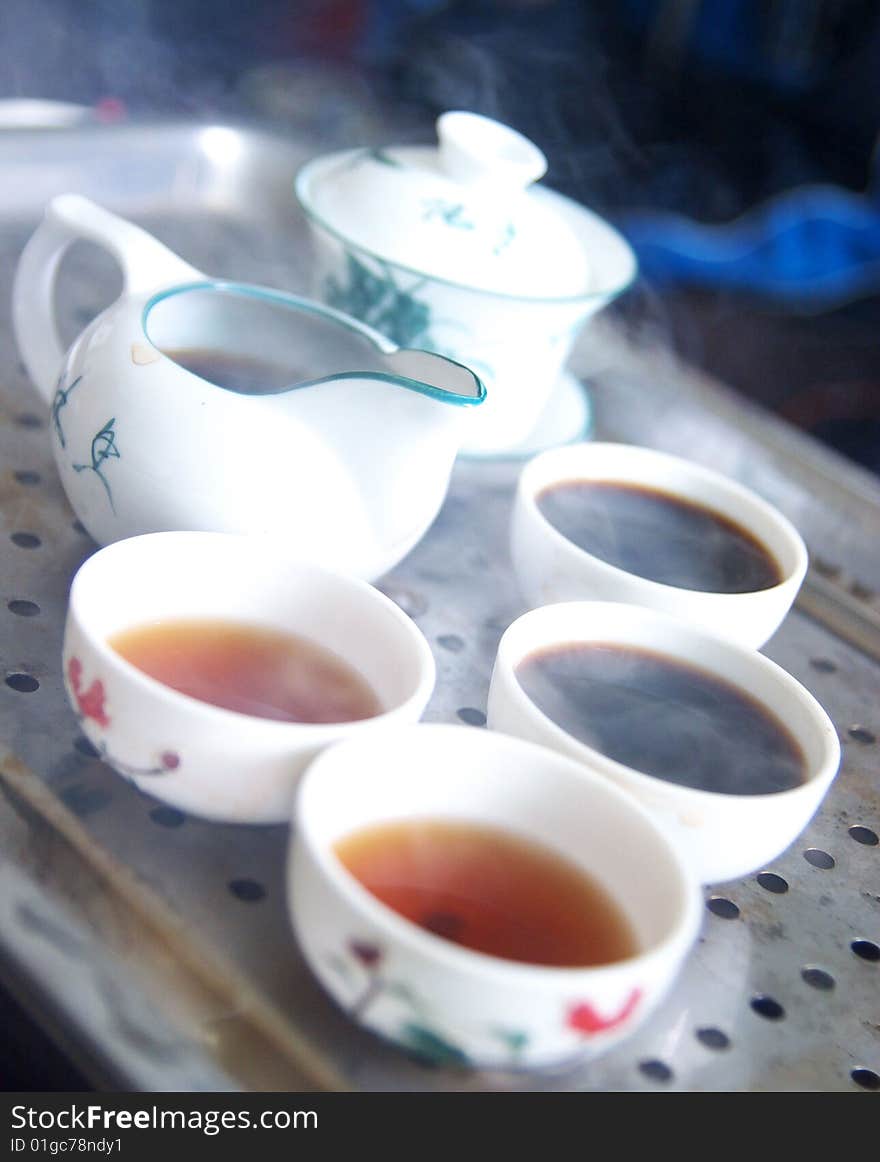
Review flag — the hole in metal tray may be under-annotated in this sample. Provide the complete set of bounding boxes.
[456,707,486,726]
[696,1027,731,1051]
[73,735,100,759]
[848,825,878,845]
[803,848,835,869]
[849,580,876,601]
[707,896,740,920]
[812,557,842,580]
[8,599,40,617]
[638,1059,673,1083]
[228,878,267,903]
[850,939,880,962]
[851,1068,880,1090]
[757,872,789,894]
[800,966,835,991]
[809,657,837,673]
[750,995,785,1021]
[150,806,187,829]
[848,725,876,744]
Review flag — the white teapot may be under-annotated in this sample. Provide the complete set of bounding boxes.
[13,194,485,580]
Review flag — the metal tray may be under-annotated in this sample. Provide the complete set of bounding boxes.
[0,121,877,1093]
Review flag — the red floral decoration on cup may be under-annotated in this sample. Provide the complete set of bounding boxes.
[67,656,110,728]
[567,987,642,1036]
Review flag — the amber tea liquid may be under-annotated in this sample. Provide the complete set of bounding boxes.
[334,818,639,967]
[109,618,382,724]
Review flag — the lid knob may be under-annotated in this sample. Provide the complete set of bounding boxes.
[436,111,547,192]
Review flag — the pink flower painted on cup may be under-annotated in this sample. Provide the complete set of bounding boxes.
[67,656,110,728]
[567,987,642,1036]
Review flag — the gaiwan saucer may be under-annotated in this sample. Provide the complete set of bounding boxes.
[460,371,593,462]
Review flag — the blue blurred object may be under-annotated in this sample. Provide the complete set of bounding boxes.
[609,1,880,309]
[619,156,880,310]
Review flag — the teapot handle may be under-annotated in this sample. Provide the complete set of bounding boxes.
[12,194,202,406]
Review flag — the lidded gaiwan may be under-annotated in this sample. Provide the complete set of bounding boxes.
[300,111,592,298]
[295,110,638,456]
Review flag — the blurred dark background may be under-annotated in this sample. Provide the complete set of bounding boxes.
[1,0,879,1089]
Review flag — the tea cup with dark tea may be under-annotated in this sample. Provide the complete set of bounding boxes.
[62,531,436,823]
[511,442,809,648]
[287,723,702,1069]
[487,601,840,884]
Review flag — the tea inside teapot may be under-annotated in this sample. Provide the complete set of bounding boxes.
[146,283,399,395]
[162,349,297,395]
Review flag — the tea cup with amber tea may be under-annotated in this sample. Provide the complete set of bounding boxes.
[62,531,436,823]
[287,722,701,1070]
[511,442,809,648]
[487,601,841,885]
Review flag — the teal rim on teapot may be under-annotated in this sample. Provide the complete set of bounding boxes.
[142,280,486,405]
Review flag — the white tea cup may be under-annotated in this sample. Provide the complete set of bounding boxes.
[511,442,808,648]
[63,531,436,824]
[488,601,841,884]
[288,723,701,1069]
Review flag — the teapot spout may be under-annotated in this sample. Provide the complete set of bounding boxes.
[380,348,486,407]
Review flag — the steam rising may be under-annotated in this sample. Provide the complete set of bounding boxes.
[516,643,806,796]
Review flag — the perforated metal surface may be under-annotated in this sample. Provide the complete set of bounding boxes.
[0,123,877,1092]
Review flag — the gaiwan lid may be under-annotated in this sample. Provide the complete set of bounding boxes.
[296,111,596,299]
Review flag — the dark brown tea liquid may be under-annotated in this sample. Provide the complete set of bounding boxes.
[536,480,782,593]
[516,643,806,795]
[164,348,299,394]
[109,618,382,724]
[334,818,639,967]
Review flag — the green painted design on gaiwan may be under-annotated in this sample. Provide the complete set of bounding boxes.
[421,199,475,231]
[324,251,435,350]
